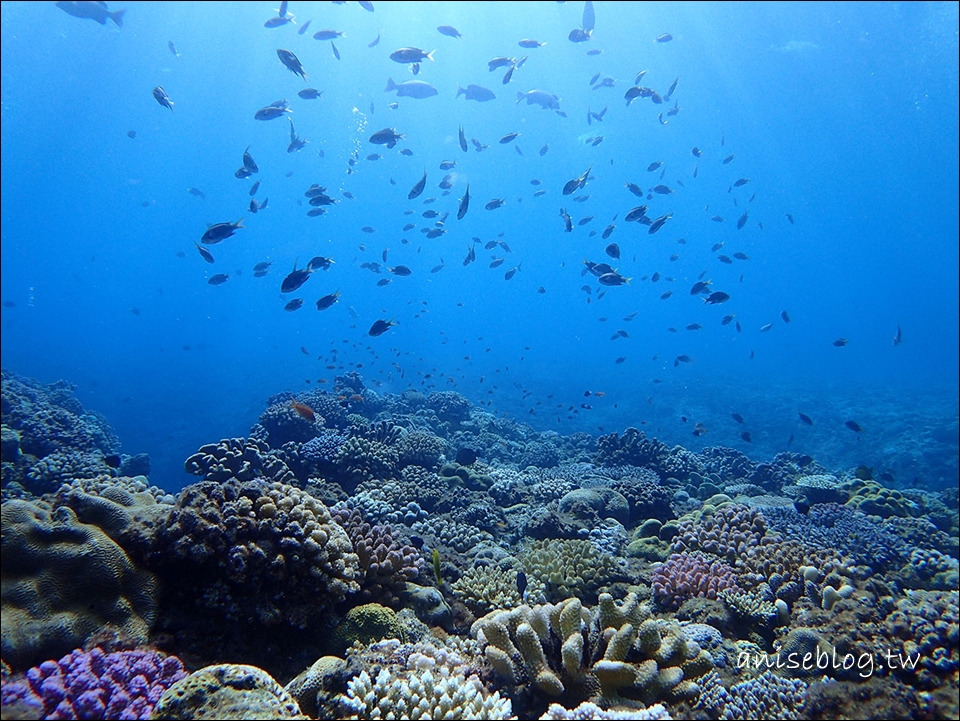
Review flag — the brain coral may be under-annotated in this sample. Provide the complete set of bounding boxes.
[154,478,360,628]
[1,500,157,669]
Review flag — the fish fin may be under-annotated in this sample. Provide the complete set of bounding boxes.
[426,50,435,61]
[110,8,126,28]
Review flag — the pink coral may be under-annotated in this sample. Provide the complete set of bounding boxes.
[652,552,741,610]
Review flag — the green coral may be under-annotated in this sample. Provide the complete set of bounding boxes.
[451,564,547,614]
[520,539,620,602]
[841,479,920,518]
[333,603,408,653]
[439,461,494,491]
[151,664,307,719]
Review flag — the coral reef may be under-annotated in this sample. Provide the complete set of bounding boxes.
[330,507,423,606]
[519,538,622,602]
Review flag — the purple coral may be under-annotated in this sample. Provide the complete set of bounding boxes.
[0,647,186,720]
[652,552,741,610]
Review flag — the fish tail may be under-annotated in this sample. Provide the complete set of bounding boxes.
[426,50,435,61]
[516,91,524,104]
[455,85,464,98]
[384,77,397,92]
[110,8,126,28]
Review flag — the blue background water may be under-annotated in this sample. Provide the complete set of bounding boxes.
[2,1,957,491]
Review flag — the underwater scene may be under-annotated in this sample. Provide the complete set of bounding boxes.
[1,1,958,719]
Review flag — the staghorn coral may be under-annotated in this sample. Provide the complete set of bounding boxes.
[0,647,186,720]
[337,638,512,720]
[154,478,360,628]
[539,701,671,719]
[299,431,348,476]
[1,500,157,670]
[451,564,547,614]
[696,668,808,720]
[412,516,493,555]
[652,552,741,610]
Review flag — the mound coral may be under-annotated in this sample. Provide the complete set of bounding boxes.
[154,478,360,628]
[1,500,157,669]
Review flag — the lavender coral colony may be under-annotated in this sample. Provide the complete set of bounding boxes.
[1,368,958,720]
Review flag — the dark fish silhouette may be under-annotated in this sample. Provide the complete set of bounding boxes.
[457,184,470,220]
[384,78,438,99]
[277,49,307,79]
[409,170,427,200]
[56,1,125,27]
[369,319,397,337]
[437,25,462,38]
[152,86,174,111]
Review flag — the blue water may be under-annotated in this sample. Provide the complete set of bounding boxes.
[2,1,957,491]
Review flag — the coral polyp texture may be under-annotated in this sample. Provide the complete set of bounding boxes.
[0,647,186,720]
[153,478,360,627]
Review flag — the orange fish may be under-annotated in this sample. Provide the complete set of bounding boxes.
[349,394,365,402]
[290,400,316,422]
